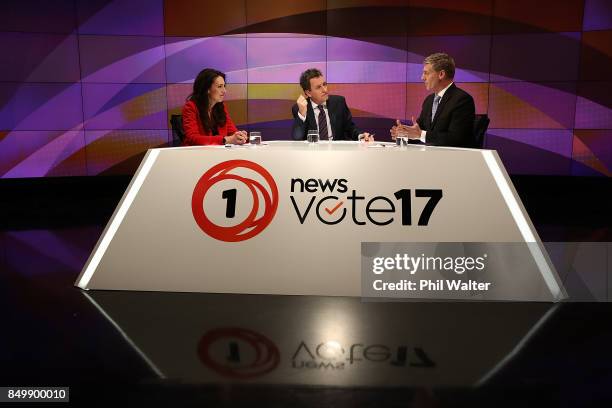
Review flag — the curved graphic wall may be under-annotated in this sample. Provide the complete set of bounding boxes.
[0,0,610,177]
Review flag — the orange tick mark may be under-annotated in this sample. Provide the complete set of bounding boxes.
[325,201,344,215]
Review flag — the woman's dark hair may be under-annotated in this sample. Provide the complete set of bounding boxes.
[188,68,227,133]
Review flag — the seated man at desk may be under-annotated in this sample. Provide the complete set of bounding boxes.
[391,53,476,148]
[291,68,374,142]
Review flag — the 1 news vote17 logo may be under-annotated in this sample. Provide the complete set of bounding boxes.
[191,160,279,242]
[198,327,280,379]
[192,159,443,242]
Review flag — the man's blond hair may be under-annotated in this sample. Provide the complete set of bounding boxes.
[424,53,455,79]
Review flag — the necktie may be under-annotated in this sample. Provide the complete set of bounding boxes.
[317,105,329,140]
[431,94,442,122]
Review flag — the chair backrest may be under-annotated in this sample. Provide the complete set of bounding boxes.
[473,114,490,148]
[170,114,185,147]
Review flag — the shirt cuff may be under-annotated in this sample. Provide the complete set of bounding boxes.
[297,111,306,122]
[420,130,427,143]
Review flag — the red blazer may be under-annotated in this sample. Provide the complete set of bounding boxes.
[181,100,238,145]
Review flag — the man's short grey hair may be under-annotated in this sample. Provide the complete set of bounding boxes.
[424,53,455,79]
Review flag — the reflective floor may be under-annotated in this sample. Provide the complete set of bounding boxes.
[2,176,612,406]
[2,225,612,406]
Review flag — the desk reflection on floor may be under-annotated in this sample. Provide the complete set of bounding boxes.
[85,291,555,387]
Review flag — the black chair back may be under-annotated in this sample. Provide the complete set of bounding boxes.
[473,114,490,148]
[170,114,185,147]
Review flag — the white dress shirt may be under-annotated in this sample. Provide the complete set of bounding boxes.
[297,100,333,139]
[420,82,454,142]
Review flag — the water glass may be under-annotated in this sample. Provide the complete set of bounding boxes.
[249,131,262,145]
[396,136,409,147]
[307,129,319,143]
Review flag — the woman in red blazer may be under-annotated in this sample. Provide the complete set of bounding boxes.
[182,68,247,146]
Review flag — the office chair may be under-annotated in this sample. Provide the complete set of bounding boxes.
[473,114,490,148]
[170,114,185,147]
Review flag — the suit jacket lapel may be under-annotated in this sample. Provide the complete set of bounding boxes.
[424,94,434,129]
[431,83,455,128]
[306,98,317,131]
[326,97,338,136]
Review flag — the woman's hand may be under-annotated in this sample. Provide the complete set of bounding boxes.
[225,130,248,145]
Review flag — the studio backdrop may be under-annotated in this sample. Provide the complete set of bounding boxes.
[0,0,610,178]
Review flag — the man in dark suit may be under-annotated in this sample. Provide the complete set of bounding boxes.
[292,68,374,141]
[392,53,476,148]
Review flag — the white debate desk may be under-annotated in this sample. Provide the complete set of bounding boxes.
[75,141,565,301]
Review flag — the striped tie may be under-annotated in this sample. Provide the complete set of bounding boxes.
[431,94,441,122]
[317,104,329,140]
